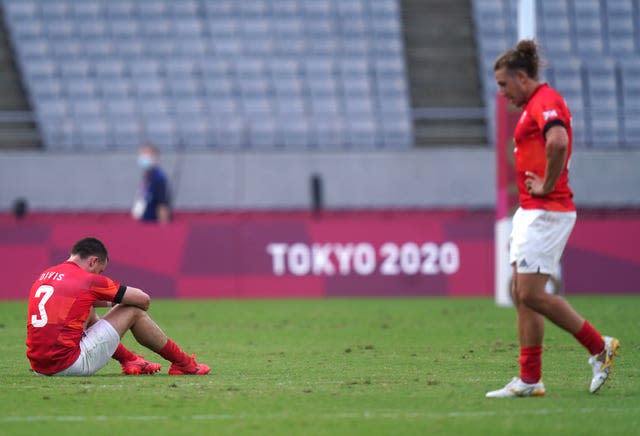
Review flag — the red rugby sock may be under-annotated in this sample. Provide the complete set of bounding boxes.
[112,343,136,363]
[573,320,605,355]
[519,345,542,384]
[158,339,190,364]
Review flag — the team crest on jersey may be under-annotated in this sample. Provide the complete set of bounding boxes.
[543,109,558,121]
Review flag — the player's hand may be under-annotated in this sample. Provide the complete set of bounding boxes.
[524,171,547,196]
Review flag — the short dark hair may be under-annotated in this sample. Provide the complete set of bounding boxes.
[494,39,542,80]
[71,237,109,262]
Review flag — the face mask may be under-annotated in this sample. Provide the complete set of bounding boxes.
[137,154,154,169]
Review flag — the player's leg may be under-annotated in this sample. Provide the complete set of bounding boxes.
[487,209,547,397]
[517,210,618,393]
[103,305,210,375]
[87,307,161,374]
[517,270,619,392]
[486,265,547,398]
[513,268,545,384]
[517,272,584,333]
[55,318,121,376]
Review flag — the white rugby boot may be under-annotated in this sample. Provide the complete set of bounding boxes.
[589,336,620,393]
[486,377,546,398]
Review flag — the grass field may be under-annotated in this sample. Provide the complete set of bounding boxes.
[1,296,638,435]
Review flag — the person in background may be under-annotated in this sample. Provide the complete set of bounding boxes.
[485,40,619,398]
[132,143,171,224]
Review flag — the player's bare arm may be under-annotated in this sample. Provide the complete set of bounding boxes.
[120,286,151,311]
[525,125,568,196]
[157,204,171,224]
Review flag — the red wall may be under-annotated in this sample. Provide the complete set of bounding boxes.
[1,210,638,300]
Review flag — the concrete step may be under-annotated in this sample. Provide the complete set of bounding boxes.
[0,128,41,149]
[414,119,487,146]
[400,0,486,146]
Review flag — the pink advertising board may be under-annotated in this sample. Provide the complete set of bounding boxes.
[0,210,493,299]
[0,210,638,300]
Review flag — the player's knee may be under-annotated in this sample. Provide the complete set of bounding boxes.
[519,288,543,310]
[130,305,148,320]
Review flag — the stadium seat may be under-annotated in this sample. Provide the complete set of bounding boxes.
[167,79,201,99]
[139,98,169,118]
[105,0,135,18]
[278,115,314,148]
[618,60,640,146]
[28,76,62,99]
[131,77,165,98]
[172,97,205,117]
[96,78,132,99]
[206,95,238,116]
[82,39,115,58]
[584,61,620,147]
[3,0,37,19]
[202,75,235,97]
[104,95,136,115]
[141,116,177,150]
[247,117,278,149]
[346,115,379,148]
[380,112,413,148]
[65,78,97,98]
[94,59,125,78]
[211,116,245,149]
[309,95,341,116]
[39,118,74,150]
[16,39,48,60]
[604,0,635,57]
[114,39,145,57]
[110,118,143,149]
[4,0,411,150]
[620,60,640,111]
[76,117,110,150]
[176,115,211,149]
[311,116,345,149]
[167,0,199,17]
[548,58,588,147]
[71,1,102,18]
[107,18,138,38]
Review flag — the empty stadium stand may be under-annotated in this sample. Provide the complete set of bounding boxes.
[472,0,640,148]
[1,0,413,151]
[0,4,39,149]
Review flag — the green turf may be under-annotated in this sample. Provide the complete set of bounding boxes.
[1,296,638,435]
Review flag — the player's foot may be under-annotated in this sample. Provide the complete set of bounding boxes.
[121,355,162,375]
[485,377,545,398]
[168,354,210,375]
[589,336,620,393]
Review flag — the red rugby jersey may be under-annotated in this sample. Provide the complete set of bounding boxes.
[26,261,125,375]
[513,83,576,211]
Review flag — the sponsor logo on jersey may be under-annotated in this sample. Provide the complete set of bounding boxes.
[543,109,558,121]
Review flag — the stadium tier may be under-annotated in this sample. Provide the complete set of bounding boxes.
[1,0,412,150]
[472,0,640,148]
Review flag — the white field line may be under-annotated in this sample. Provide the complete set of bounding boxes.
[1,407,638,423]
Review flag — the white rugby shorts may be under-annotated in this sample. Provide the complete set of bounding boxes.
[54,319,120,376]
[509,207,576,274]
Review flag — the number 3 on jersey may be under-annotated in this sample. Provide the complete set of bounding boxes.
[31,285,54,328]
